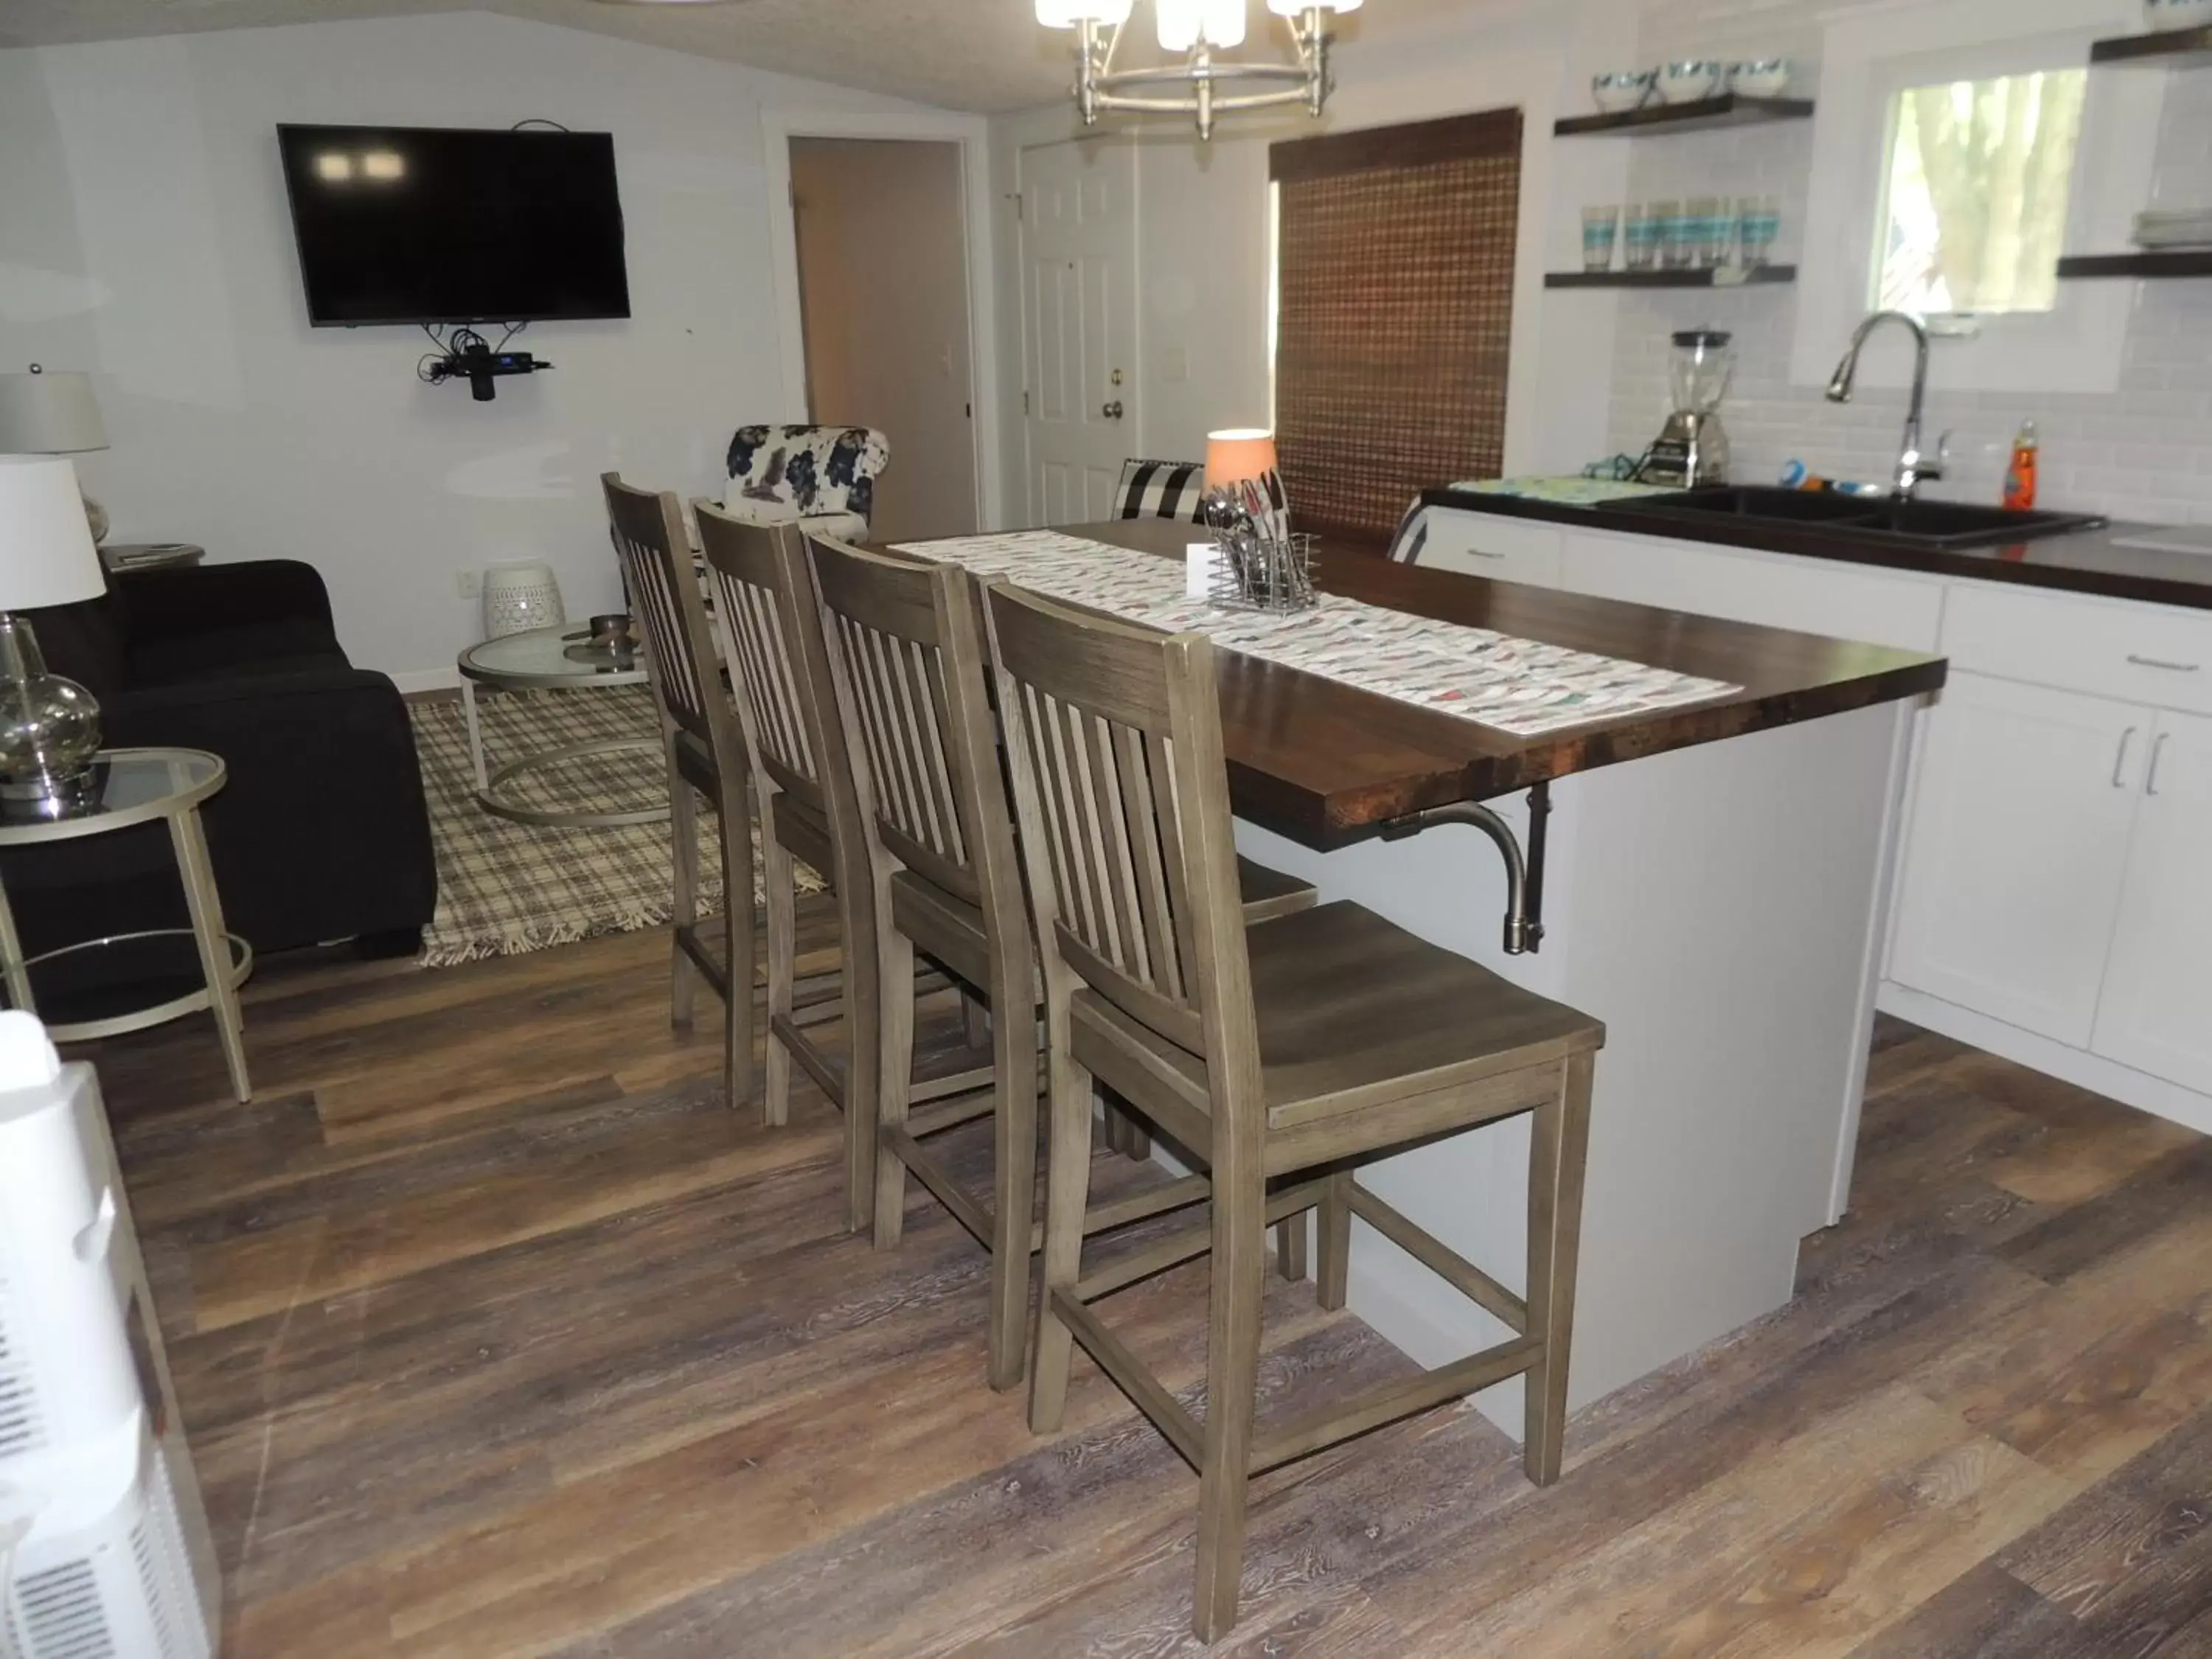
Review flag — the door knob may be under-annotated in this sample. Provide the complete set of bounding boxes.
[1102,400,1124,420]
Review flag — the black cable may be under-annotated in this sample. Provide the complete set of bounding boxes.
[511,118,571,132]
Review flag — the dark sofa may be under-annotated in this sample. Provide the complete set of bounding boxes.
[8,560,437,961]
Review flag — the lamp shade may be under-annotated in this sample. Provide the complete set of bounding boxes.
[0,370,108,456]
[0,458,105,609]
[1205,428,1278,487]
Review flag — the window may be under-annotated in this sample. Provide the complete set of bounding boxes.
[1789,0,2163,397]
[1871,69,2087,317]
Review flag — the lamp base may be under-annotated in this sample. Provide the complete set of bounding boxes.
[0,764,102,823]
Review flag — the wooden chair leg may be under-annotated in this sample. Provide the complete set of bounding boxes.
[1316,1169,1352,1312]
[962,990,991,1051]
[1105,1100,1151,1161]
[1275,1216,1307,1282]
[1192,1161,1267,1644]
[838,866,882,1237]
[762,835,796,1129]
[718,775,758,1112]
[1029,1015,1096,1434]
[1523,1050,1595,1488]
[871,922,917,1250]
[987,976,1039,1393]
[668,754,699,1031]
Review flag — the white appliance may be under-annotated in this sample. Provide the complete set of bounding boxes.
[0,1012,220,1659]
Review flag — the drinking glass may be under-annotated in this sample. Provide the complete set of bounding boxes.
[1739,195,1782,267]
[1581,204,1621,272]
[1649,198,1688,270]
[1686,195,1727,268]
[1622,204,1660,270]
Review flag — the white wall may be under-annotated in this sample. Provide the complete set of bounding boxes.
[790,136,979,542]
[0,13,953,688]
[987,0,1645,531]
[1606,0,2212,520]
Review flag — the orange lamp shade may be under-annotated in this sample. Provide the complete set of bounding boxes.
[1205,428,1278,489]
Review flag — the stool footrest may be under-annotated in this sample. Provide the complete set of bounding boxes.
[883,1124,993,1246]
[1250,1332,1545,1475]
[1073,1178,1327,1303]
[1346,1184,1528,1335]
[772,1011,844,1107]
[1051,1285,1204,1471]
[673,922,730,998]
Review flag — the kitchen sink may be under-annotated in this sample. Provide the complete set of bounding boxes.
[1608,486,2107,550]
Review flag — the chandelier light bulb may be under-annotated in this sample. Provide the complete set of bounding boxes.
[1155,0,1247,50]
[1035,0,1133,25]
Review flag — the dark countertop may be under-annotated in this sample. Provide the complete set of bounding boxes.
[1422,486,2212,613]
[1029,521,1946,849]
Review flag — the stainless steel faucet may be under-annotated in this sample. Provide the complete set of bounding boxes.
[1826,310,1949,498]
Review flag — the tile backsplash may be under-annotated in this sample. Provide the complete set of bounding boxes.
[1599,28,2212,526]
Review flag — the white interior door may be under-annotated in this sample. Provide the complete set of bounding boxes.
[1888,672,2146,1046]
[1019,137,1136,526]
[2093,708,2212,1092]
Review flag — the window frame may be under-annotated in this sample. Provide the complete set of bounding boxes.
[1788,0,2164,397]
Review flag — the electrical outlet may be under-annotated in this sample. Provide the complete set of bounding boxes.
[456,568,481,599]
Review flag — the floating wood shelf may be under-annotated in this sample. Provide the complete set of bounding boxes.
[1554,95,1814,138]
[2056,250,2212,279]
[2089,25,2212,65]
[1545,265,1797,290]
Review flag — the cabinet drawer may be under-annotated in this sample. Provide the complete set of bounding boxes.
[1560,531,1945,652]
[1943,582,2212,714]
[1419,512,1564,588]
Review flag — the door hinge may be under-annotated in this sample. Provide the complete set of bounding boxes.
[1023,389,1032,415]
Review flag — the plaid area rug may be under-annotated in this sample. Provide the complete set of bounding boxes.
[408,684,815,968]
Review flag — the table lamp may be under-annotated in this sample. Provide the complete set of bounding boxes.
[0,456,106,818]
[0,366,111,543]
[1205,428,1290,542]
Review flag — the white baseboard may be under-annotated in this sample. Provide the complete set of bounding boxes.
[392,667,460,696]
[1879,981,2212,1138]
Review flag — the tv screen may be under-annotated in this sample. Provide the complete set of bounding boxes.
[277,123,630,327]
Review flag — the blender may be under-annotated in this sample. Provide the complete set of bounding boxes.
[1640,328,1735,487]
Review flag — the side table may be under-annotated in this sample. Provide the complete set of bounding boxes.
[456,625,669,829]
[0,748,251,1101]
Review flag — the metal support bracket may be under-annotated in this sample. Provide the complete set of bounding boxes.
[1377,780,1551,956]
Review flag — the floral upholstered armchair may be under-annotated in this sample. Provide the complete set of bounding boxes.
[723,424,890,539]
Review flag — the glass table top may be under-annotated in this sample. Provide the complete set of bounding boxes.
[461,625,646,686]
[0,748,225,841]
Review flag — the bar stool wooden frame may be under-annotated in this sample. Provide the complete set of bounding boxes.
[602,475,755,1112]
[807,536,1319,1388]
[984,577,1605,1643]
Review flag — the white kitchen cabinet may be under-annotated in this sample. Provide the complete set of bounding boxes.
[1420,511,1564,588]
[2093,709,2212,1093]
[1888,672,2146,1048]
[1559,529,1945,653]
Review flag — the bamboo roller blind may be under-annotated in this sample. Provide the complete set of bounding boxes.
[1270,108,1524,541]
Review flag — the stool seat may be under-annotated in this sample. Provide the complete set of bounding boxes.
[1074,900,1601,1161]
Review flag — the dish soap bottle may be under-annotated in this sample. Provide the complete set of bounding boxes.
[2003,420,2039,511]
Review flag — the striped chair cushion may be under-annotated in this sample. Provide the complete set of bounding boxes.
[1385,498,1433,564]
[1113,458,1208,524]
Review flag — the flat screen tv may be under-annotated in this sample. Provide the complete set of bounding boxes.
[277,123,630,327]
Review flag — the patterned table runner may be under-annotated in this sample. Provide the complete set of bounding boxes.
[890,530,1740,740]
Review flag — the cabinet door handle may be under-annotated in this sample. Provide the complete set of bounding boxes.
[1465,547,1506,559]
[2113,725,2139,789]
[2126,653,2201,672]
[2147,731,2172,797]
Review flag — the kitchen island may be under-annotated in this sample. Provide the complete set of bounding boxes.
[967,520,1945,1427]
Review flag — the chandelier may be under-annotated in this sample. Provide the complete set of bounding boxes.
[1034,0,1363,141]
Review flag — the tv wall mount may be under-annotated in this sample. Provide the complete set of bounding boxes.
[417,323,551,402]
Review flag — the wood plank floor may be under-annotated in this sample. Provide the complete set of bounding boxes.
[81,899,2212,1657]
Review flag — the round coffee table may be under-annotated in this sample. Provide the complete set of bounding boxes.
[457,625,669,829]
[0,748,251,1102]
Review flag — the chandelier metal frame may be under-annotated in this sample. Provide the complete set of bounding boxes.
[1061,7,1343,140]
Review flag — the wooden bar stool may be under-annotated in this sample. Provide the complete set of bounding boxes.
[983,577,1606,1644]
[601,476,756,1113]
[804,535,1320,1388]
[695,505,992,1232]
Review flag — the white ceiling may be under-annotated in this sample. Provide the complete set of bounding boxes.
[0,0,1461,114]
